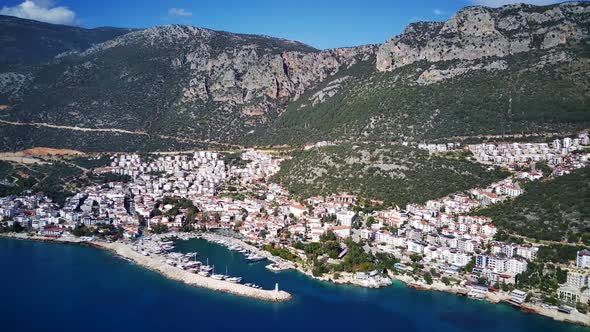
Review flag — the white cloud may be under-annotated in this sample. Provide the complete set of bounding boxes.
[168,8,192,17]
[433,9,446,16]
[470,0,562,7]
[0,0,76,25]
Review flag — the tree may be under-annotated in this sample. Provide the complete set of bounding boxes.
[577,302,588,314]
[477,277,488,286]
[410,253,423,263]
[366,216,376,228]
[258,229,269,239]
[320,230,337,243]
[151,223,169,234]
[463,257,476,273]
[441,276,450,285]
[72,224,92,237]
[424,272,433,285]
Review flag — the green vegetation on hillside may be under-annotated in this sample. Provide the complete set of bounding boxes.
[0,160,82,205]
[257,46,590,146]
[479,167,590,242]
[274,144,507,207]
[0,157,133,205]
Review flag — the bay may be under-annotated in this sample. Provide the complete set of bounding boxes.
[0,237,586,332]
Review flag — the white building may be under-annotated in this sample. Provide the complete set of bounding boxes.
[577,250,590,268]
[336,210,357,227]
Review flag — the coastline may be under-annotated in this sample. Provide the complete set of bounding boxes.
[0,233,292,303]
[3,232,590,327]
[389,273,590,328]
[197,233,391,288]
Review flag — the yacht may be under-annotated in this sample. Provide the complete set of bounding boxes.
[226,276,242,283]
[246,253,265,262]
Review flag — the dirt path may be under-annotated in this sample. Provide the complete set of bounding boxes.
[0,120,243,149]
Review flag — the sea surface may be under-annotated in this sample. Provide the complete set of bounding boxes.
[0,237,586,332]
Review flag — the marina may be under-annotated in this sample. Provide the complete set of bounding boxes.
[1,237,585,332]
[127,234,268,291]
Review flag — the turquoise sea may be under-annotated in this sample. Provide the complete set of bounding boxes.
[0,237,586,332]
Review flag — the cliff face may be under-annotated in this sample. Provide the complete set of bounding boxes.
[73,24,375,108]
[0,21,376,144]
[0,2,588,152]
[376,2,590,71]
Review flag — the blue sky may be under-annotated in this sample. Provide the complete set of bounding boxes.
[0,0,578,49]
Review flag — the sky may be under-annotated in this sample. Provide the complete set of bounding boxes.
[0,0,581,49]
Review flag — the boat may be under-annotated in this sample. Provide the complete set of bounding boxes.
[246,253,265,262]
[198,271,210,277]
[265,263,285,272]
[223,266,231,280]
[210,265,225,280]
[184,262,200,269]
[200,258,213,272]
[226,277,242,283]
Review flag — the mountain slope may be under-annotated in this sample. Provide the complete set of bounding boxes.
[0,24,375,151]
[256,2,590,146]
[255,44,590,146]
[274,144,508,207]
[478,167,590,242]
[0,15,133,68]
[0,2,588,152]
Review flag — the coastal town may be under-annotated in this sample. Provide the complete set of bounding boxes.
[1,131,590,325]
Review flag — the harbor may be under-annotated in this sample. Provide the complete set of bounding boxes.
[96,238,292,302]
[2,236,585,332]
[0,232,291,302]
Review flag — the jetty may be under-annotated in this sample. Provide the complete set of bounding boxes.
[96,241,292,302]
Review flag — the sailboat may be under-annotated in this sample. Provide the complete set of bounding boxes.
[225,265,242,283]
[210,265,225,280]
[200,257,213,272]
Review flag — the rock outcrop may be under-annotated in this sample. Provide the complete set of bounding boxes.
[376,2,590,71]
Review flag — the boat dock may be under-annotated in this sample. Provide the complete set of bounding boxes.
[97,240,292,302]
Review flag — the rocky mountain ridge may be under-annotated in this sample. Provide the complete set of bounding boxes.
[0,14,133,67]
[376,2,589,71]
[0,1,588,152]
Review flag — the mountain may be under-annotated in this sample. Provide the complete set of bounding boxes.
[0,2,589,152]
[257,2,590,145]
[0,15,133,68]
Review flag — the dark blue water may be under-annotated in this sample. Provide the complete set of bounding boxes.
[0,238,585,332]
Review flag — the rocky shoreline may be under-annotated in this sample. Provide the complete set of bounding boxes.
[389,274,590,328]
